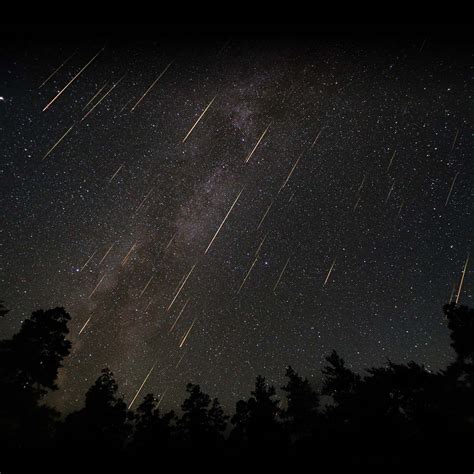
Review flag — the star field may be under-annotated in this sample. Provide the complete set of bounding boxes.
[1,33,472,413]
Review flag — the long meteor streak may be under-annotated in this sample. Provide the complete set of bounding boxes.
[135,189,153,214]
[80,250,97,271]
[279,151,304,192]
[387,150,396,172]
[43,47,104,111]
[245,122,271,163]
[445,172,459,207]
[109,164,124,183]
[273,258,290,292]
[455,254,470,304]
[99,243,115,265]
[121,242,137,266]
[128,362,157,409]
[78,316,92,335]
[131,61,174,112]
[168,264,196,311]
[179,318,197,348]
[323,258,336,286]
[82,82,108,111]
[238,254,260,294]
[39,51,77,89]
[138,276,154,299]
[169,299,189,333]
[41,125,75,160]
[205,187,244,254]
[182,95,217,143]
[89,274,106,299]
[257,199,274,230]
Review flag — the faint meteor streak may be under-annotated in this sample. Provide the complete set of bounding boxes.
[168,264,196,311]
[273,257,290,292]
[80,73,127,122]
[89,274,106,299]
[138,275,154,298]
[121,241,137,266]
[179,318,197,348]
[39,51,77,89]
[445,172,459,207]
[78,316,92,335]
[310,129,323,149]
[169,299,189,333]
[99,243,115,265]
[144,299,153,312]
[157,388,168,408]
[396,200,404,220]
[80,250,97,271]
[451,129,459,151]
[128,361,157,409]
[135,189,153,214]
[41,125,76,160]
[257,199,274,230]
[279,150,304,192]
[43,47,104,111]
[205,187,244,254]
[358,174,366,193]
[175,352,186,369]
[165,232,177,250]
[323,258,336,287]
[387,150,396,172]
[131,61,174,112]
[82,82,108,111]
[455,254,470,304]
[245,123,271,163]
[353,196,361,211]
[182,95,217,143]
[385,179,395,204]
[238,255,259,294]
[109,164,124,183]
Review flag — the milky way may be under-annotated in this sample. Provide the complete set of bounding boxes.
[1,32,472,413]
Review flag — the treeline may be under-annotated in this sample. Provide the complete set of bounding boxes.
[0,301,474,466]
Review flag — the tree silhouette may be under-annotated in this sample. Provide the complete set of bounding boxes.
[59,368,131,451]
[0,307,71,448]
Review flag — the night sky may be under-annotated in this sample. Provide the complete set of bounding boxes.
[1,29,472,414]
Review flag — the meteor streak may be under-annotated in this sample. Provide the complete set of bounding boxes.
[310,129,323,149]
[205,187,244,254]
[182,95,217,143]
[257,199,274,230]
[78,316,92,335]
[80,250,97,271]
[165,232,177,250]
[157,388,168,408]
[138,276,154,299]
[169,299,189,333]
[387,150,396,172]
[238,254,259,294]
[99,243,115,265]
[135,189,153,214]
[455,254,470,304]
[273,257,290,292]
[131,61,174,112]
[445,172,459,207]
[128,362,157,409]
[82,82,108,111]
[323,258,336,287]
[109,164,124,183]
[245,122,271,163]
[279,150,304,192]
[168,264,196,311]
[451,129,459,151]
[358,174,366,193]
[179,318,197,348]
[89,274,106,299]
[121,242,137,266]
[43,47,104,111]
[353,196,361,211]
[385,179,395,204]
[41,125,75,160]
[39,51,77,89]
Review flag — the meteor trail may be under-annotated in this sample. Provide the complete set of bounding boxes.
[138,276,154,299]
[182,95,217,143]
[135,189,153,214]
[82,82,108,111]
[165,232,177,250]
[451,129,459,151]
[41,125,75,160]
[175,353,186,369]
[358,174,366,193]
[455,254,470,304]
[109,164,124,183]
[273,257,290,292]
[205,187,244,254]
[179,318,197,348]
[128,362,157,409]
[89,274,106,299]
[245,122,271,163]
[310,129,323,149]
[387,150,396,172]
[353,196,361,211]
[131,61,174,112]
[121,242,137,266]
[238,233,268,293]
[144,299,153,312]
[323,258,336,287]
[279,150,304,192]
[445,172,459,207]
[168,264,196,311]
[43,47,104,111]
[39,51,77,89]
[169,299,189,333]
[257,199,274,230]
[78,316,92,335]
[385,179,395,204]
[156,388,168,408]
[80,250,97,271]
[99,243,115,265]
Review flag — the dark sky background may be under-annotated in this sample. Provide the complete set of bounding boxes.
[0,26,472,414]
